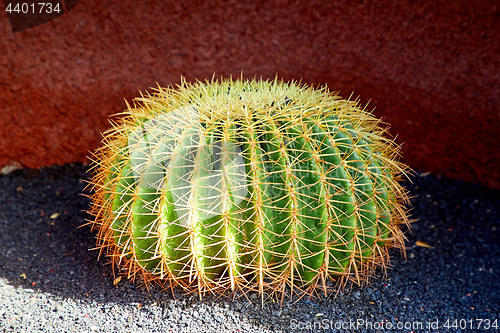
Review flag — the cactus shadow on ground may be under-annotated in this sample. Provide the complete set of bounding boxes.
[0,163,499,332]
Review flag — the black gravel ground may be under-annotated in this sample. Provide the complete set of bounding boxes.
[0,163,499,333]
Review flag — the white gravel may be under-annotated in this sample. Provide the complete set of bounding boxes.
[1,163,499,332]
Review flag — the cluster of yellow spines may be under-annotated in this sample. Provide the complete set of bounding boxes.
[87,77,410,300]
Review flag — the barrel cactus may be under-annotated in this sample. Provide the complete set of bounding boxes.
[87,78,410,299]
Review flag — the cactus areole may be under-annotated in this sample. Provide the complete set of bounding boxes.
[87,78,410,299]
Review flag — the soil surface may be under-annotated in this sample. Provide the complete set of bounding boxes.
[0,163,499,332]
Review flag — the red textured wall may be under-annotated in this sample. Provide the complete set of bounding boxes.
[1,1,499,188]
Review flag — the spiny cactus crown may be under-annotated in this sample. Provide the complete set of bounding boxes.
[87,78,410,300]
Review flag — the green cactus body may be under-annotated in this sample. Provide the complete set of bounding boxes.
[88,78,410,297]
